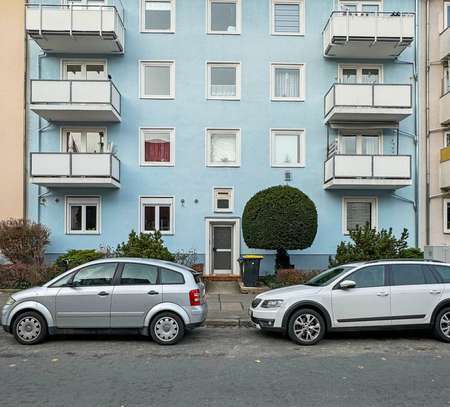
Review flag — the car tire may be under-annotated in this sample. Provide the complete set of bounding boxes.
[12,311,48,345]
[150,312,185,345]
[288,308,326,346]
[433,307,450,343]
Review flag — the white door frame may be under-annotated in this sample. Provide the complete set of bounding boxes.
[204,217,241,276]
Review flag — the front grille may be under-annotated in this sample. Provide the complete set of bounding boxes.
[251,298,262,308]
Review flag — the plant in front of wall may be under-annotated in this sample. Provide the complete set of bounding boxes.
[329,225,422,267]
[116,230,174,261]
[55,249,105,272]
[242,185,318,270]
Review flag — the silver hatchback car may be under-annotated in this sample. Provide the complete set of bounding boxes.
[1,258,207,345]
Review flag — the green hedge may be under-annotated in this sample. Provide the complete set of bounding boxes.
[55,249,105,272]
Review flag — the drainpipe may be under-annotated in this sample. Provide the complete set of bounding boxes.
[425,0,430,247]
[23,2,28,220]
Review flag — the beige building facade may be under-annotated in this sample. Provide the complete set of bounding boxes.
[0,0,25,221]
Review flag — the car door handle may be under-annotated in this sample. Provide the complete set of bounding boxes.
[376,292,389,297]
[430,290,442,295]
[97,291,109,297]
[148,290,159,295]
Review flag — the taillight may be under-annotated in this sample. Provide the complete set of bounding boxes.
[189,289,201,306]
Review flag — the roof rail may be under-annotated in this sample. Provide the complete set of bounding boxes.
[364,258,444,264]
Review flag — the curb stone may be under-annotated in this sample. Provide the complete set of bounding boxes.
[205,319,255,328]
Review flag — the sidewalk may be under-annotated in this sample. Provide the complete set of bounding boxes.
[204,281,255,327]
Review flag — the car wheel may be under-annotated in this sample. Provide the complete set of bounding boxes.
[288,308,325,346]
[150,312,185,345]
[12,311,48,345]
[434,307,450,343]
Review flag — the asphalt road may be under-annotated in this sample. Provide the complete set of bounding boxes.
[1,294,450,406]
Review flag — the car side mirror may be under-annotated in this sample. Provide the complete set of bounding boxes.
[340,280,356,289]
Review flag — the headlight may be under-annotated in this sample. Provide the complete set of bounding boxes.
[261,299,284,308]
[5,296,16,306]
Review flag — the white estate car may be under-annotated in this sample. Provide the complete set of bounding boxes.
[249,260,450,345]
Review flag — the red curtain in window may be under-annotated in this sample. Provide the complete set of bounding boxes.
[145,140,170,162]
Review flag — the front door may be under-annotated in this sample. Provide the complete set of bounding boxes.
[55,262,117,328]
[212,225,233,274]
[332,265,391,327]
[111,262,162,328]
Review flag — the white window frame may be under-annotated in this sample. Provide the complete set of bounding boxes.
[342,197,378,235]
[205,128,241,167]
[213,187,234,213]
[445,2,450,29]
[338,64,384,84]
[60,128,107,153]
[65,196,101,235]
[444,199,450,234]
[270,0,305,36]
[270,63,305,101]
[270,128,305,167]
[338,0,383,13]
[338,130,383,155]
[61,59,107,80]
[140,0,176,33]
[139,127,175,166]
[139,60,175,99]
[206,62,241,100]
[207,0,241,35]
[140,196,175,235]
[444,132,450,148]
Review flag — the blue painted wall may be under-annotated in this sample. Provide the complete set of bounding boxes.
[26,0,417,273]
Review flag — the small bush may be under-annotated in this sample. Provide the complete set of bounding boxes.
[55,249,105,272]
[330,225,421,267]
[399,247,424,259]
[0,263,61,289]
[116,230,174,261]
[0,219,50,265]
[261,269,319,289]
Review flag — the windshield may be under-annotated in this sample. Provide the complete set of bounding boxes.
[305,266,354,287]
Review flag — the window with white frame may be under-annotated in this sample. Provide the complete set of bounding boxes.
[271,129,305,167]
[140,197,174,234]
[62,128,106,153]
[444,199,450,233]
[140,61,175,99]
[206,129,240,166]
[207,0,241,34]
[213,188,234,212]
[339,1,382,13]
[65,196,101,234]
[62,60,106,80]
[140,128,175,166]
[445,2,450,28]
[343,197,377,235]
[271,64,304,101]
[141,0,175,32]
[445,132,450,148]
[207,63,240,100]
[338,132,382,155]
[339,65,382,84]
[271,0,304,35]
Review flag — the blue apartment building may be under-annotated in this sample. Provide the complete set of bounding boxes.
[25,0,418,275]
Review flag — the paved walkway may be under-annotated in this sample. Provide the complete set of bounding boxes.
[205,281,254,326]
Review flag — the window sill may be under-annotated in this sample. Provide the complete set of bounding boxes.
[206,163,241,167]
[141,230,174,236]
[140,30,176,34]
[140,162,175,167]
[206,31,241,35]
[271,97,305,102]
[66,232,101,235]
[271,164,305,168]
[271,32,304,36]
[207,96,241,101]
[140,95,175,100]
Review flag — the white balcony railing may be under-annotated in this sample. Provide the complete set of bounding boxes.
[440,27,450,60]
[324,83,413,124]
[323,11,414,59]
[26,2,124,54]
[30,153,120,188]
[324,154,412,189]
[440,92,450,126]
[30,80,121,122]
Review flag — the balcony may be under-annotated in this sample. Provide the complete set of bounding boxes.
[25,2,124,54]
[30,153,120,188]
[440,91,450,126]
[440,147,450,190]
[30,80,121,122]
[323,11,414,59]
[324,154,412,189]
[324,83,412,125]
[440,28,450,60]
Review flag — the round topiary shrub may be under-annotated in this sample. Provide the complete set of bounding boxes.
[242,186,318,267]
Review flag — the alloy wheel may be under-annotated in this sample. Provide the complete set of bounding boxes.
[440,312,450,339]
[293,313,321,343]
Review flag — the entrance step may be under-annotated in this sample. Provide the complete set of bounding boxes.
[205,280,240,295]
